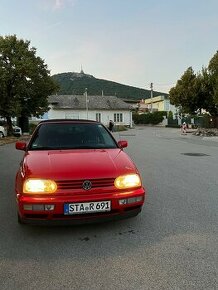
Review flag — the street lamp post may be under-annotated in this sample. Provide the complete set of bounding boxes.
[150,82,153,112]
[85,88,88,119]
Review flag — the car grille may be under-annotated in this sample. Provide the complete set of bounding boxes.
[56,178,115,190]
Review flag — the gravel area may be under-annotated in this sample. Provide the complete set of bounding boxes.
[193,128,218,136]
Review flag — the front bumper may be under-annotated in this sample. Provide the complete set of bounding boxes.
[17,189,145,225]
[18,207,142,225]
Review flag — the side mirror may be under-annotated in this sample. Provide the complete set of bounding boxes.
[117,140,128,148]
[16,141,27,151]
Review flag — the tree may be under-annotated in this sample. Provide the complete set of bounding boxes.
[169,67,200,114]
[169,61,218,116]
[208,51,218,75]
[196,67,217,116]
[208,51,218,109]
[0,35,59,134]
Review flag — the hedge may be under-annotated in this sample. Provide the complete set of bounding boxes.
[133,111,166,125]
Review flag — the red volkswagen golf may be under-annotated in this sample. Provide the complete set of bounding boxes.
[15,119,146,225]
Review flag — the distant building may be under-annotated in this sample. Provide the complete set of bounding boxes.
[47,95,133,127]
[138,95,178,116]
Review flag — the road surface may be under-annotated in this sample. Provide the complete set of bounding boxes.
[0,126,217,290]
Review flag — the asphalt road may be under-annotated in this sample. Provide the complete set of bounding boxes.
[0,127,217,290]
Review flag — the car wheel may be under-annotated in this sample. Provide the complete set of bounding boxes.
[0,132,4,138]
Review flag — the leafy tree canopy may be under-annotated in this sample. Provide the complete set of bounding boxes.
[0,35,59,133]
[169,67,200,114]
[208,51,218,75]
[169,51,218,116]
[208,51,218,106]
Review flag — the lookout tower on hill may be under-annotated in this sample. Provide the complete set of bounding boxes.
[80,65,84,74]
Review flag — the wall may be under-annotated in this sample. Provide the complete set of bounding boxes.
[47,108,132,127]
[141,96,178,117]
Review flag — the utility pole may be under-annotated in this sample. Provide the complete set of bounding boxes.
[150,82,153,112]
[84,88,88,119]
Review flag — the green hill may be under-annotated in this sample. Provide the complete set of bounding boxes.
[52,72,168,100]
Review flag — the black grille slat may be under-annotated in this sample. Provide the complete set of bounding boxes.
[56,178,114,190]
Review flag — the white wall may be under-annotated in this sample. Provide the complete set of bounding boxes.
[47,107,132,127]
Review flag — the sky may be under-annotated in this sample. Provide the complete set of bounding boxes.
[0,0,218,93]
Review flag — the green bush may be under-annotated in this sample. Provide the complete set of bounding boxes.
[133,111,165,125]
[193,115,213,128]
[168,111,173,119]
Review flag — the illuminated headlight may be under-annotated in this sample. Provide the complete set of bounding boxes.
[114,174,141,189]
[23,179,57,194]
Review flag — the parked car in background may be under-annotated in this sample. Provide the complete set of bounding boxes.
[0,126,7,138]
[13,126,22,137]
[15,119,146,225]
[0,124,22,138]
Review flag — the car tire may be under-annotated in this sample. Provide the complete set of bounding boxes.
[0,132,4,138]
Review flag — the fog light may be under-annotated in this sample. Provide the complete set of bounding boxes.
[23,204,55,211]
[23,204,33,210]
[119,196,143,206]
[127,196,143,204]
[32,204,45,211]
[135,196,143,202]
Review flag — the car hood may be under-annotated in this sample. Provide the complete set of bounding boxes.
[22,149,137,180]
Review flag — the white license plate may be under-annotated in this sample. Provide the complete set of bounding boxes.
[64,201,111,215]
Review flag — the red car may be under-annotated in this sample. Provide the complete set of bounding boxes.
[15,119,146,225]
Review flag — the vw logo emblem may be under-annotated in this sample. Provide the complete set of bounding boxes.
[82,180,92,190]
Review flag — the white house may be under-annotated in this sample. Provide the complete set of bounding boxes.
[47,95,133,127]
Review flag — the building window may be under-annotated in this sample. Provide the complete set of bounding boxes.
[96,113,101,122]
[114,113,123,123]
[165,100,170,111]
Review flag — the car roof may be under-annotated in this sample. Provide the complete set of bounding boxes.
[38,119,101,125]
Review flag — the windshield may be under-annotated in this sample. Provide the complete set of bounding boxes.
[29,123,118,150]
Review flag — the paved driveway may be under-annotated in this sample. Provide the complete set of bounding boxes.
[0,126,217,290]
